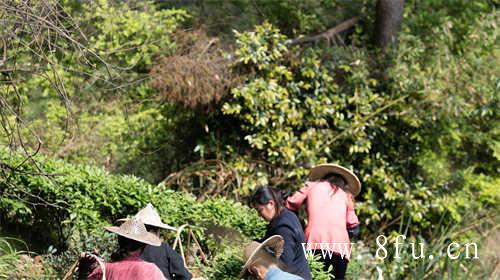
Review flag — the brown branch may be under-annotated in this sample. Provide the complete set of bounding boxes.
[189,229,208,264]
[5,187,67,210]
[0,2,113,77]
[289,16,361,46]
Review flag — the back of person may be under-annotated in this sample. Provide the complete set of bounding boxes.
[286,167,361,280]
[266,208,312,280]
[304,181,354,249]
[141,243,192,280]
[81,217,167,280]
[87,255,166,280]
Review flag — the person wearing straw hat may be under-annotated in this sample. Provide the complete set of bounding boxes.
[129,203,192,280]
[78,217,166,280]
[240,235,304,280]
[286,163,361,280]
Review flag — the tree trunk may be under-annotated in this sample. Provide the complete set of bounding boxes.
[374,0,405,48]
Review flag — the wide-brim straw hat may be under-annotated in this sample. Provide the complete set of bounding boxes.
[239,235,284,278]
[118,203,176,231]
[105,217,161,246]
[309,163,361,196]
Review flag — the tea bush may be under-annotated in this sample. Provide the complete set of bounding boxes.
[0,147,265,251]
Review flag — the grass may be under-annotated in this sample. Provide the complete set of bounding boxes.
[0,236,51,279]
[0,237,24,279]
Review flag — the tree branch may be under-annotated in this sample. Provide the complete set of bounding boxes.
[289,16,361,46]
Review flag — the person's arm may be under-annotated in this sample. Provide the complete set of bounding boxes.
[346,208,359,228]
[166,244,192,280]
[346,194,360,236]
[78,253,103,280]
[285,183,311,212]
[348,224,360,238]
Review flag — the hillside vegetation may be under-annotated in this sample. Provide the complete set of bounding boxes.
[0,0,498,279]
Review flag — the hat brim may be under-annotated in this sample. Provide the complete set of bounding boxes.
[309,164,361,196]
[116,218,177,231]
[239,235,284,278]
[105,226,161,246]
[144,221,177,231]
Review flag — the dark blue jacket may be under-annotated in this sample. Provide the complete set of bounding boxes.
[141,243,192,280]
[264,208,312,280]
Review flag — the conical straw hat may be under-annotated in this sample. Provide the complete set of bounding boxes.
[239,235,284,278]
[105,217,161,246]
[309,163,361,196]
[119,203,176,231]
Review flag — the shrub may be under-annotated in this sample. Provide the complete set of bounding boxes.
[0,147,264,251]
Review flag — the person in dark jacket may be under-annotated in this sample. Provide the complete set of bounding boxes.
[122,203,192,280]
[250,187,312,280]
[142,225,192,280]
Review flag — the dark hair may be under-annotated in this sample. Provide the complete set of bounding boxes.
[145,224,160,234]
[315,173,347,196]
[250,187,290,219]
[110,235,146,262]
[322,173,347,189]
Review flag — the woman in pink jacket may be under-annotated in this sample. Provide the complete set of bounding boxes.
[78,217,166,280]
[286,164,361,280]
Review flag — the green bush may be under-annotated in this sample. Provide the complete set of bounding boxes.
[200,246,243,280]
[0,147,265,250]
[0,147,269,278]
[306,254,332,280]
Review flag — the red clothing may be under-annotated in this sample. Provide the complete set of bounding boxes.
[87,254,166,280]
[286,181,359,259]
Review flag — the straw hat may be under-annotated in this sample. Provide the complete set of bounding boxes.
[309,163,361,196]
[239,235,284,278]
[119,203,176,231]
[105,217,161,246]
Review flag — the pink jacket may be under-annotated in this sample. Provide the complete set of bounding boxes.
[87,254,166,280]
[286,181,359,259]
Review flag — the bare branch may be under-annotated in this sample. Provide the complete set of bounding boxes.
[289,16,361,46]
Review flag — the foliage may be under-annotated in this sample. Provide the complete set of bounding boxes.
[79,0,188,69]
[0,237,53,279]
[223,2,499,234]
[0,0,498,279]
[0,237,22,279]
[306,254,332,280]
[372,213,498,279]
[0,147,265,250]
[161,0,368,37]
[200,246,243,280]
[0,0,197,183]
[218,1,499,277]
[150,30,234,109]
[42,231,117,279]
